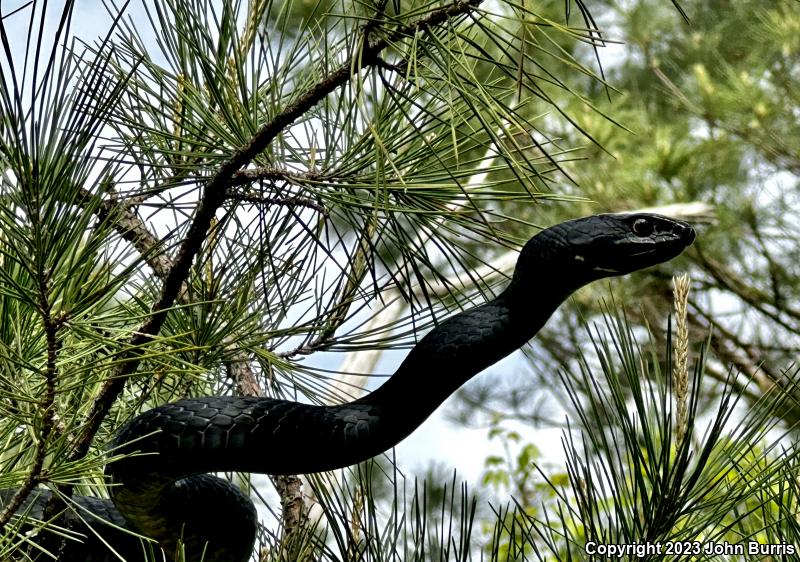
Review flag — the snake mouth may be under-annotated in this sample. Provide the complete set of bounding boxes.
[592,228,695,275]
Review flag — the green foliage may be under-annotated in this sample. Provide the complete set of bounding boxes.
[0,0,647,560]
[472,311,800,561]
[7,0,800,561]
[482,426,543,508]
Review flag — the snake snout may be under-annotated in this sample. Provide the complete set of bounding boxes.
[671,220,696,245]
[682,224,696,245]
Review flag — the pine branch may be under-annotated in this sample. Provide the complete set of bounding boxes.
[0,271,62,533]
[228,192,327,215]
[230,166,328,187]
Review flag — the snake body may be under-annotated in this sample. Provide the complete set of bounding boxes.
[3,213,695,561]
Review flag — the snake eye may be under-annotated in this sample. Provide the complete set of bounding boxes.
[632,218,654,237]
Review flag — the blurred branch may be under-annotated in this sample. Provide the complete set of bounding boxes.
[687,301,776,394]
[630,201,717,224]
[694,245,800,332]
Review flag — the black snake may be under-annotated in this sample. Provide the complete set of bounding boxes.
[1,213,695,561]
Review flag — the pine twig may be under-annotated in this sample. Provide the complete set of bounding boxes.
[0,272,62,533]
[229,193,327,216]
[672,273,690,449]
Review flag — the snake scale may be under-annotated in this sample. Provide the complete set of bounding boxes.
[1,213,695,561]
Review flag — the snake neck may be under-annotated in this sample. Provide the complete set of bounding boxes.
[110,276,576,481]
[360,275,577,429]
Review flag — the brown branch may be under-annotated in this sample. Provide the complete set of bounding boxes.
[271,474,308,546]
[229,192,327,215]
[81,187,175,280]
[230,166,327,187]
[226,352,263,398]
[226,354,310,548]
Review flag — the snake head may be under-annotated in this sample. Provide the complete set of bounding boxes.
[517,213,695,286]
